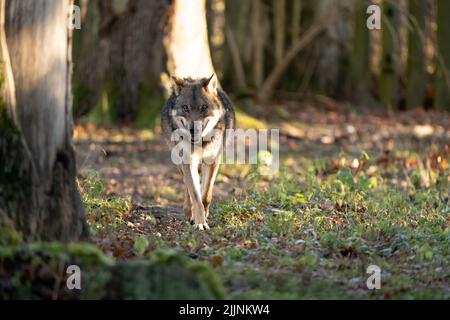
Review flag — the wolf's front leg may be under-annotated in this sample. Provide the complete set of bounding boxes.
[180,163,209,230]
[183,186,193,223]
[178,166,193,222]
[201,161,220,218]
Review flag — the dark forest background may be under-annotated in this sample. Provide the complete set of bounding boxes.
[72,0,450,126]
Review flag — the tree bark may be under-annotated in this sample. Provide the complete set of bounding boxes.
[223,0,250,92]
[406,0,426,109]
[273,0,286,65]
[435,0,450,111]
[379,1,400,110]
[352,0,371,103]
[164,0,215,82]
[73,0,170,122]
[251,0,265,89]
[290,0,302,45]
[1,0,88,241]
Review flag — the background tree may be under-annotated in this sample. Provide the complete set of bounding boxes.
[164,0,215,80]
[406,0,427,109]
[73,0,216,123]
[71,0,449,119]
[1,0,88,241]
[73,0,170,123]
[435,0,450,110]
[352,0,371,103]
[379,0,400,110]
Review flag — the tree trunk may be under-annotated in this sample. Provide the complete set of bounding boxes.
[379,1,400,110]
[164,0,215,84]
[72,0,104,117]
[73,0,170,122]
[251,0,265,89]
[290,0,302,45]
[352,0,371,103]
[406,0,426,109]
[1,0,88,241]
[100,0,170,121]
[223,0,250,92]
[273,0,286,65]
[435,0,450,111]
[257,6,334,102]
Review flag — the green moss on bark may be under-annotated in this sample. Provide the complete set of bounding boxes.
[0,244,225,300]
[0,103,35,229]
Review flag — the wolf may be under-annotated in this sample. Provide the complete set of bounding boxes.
[161,75,235,230]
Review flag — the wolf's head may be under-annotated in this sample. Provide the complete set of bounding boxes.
[170,75,223,144]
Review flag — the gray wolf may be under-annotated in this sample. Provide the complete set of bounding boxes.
[161,75,235,230]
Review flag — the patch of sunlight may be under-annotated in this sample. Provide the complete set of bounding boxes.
[139,129,154,141]
[236,110,267,130]
[158,185,182,202]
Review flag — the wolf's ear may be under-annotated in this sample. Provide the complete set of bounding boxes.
[203,74,218,94]
[171,76,185,95]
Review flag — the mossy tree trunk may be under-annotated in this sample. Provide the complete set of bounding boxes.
[379,1,400,110]
[435,0,450,111]
[352,0,371,103]
[1,0,89,241]
[251,0,265,89]
[406,0,426,109]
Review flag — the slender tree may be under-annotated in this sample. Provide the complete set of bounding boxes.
[435,0,450,110]
[251,0,265,89]
[352,0,371,103]
[290,0,302,44]
[164,0,215,81]
[406,0,426,109]
[1,0,88,241]
[379,1,400,110]
[273,0,286,65]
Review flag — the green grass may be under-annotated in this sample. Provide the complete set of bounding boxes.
[78,144,449,299]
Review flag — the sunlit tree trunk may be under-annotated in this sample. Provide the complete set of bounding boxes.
[164,0,215,81]
[1,0,88,241]
[435,0,450,110]
[406,0,426,109]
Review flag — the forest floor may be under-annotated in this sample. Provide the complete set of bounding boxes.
[74,104,449,299]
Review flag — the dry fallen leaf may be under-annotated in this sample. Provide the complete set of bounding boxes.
[208,255,223,268]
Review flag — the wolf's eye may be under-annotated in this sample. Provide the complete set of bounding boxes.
[181,105,189,113]
[200,105,208,113]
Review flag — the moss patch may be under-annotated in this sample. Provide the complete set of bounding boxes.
[0,243,225,300]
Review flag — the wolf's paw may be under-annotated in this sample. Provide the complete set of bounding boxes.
[194,222,210,231]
